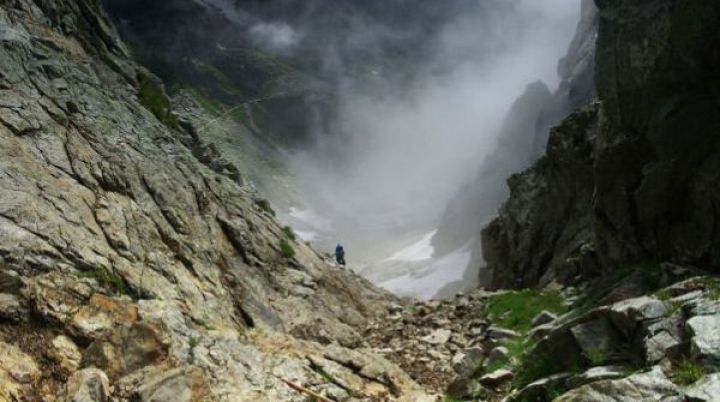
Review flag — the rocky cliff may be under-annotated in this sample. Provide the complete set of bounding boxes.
[482,0,720,289]
[432,0,598,283]
[0,1,432,400]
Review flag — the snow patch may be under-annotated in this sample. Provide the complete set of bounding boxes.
[386,230,437,262]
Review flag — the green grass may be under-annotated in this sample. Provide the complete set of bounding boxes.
[282,226,296,241]
[584,348,606,366]
[137,73,178,128]
[188,336,202,349]
[189,88,225,117]
[513,349,582,390]
[77,268,129,296]
[280,239,295,259]
[485,290,566,333]
[672,358,706,386]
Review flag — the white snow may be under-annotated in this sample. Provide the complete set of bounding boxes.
[380,244,472,300]
[386,230,437,262]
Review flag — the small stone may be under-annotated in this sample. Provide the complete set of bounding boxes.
[452,347,485,376]
[486,326,520,341]
[479,369,514,386]
[421,329,452,345]
[531,310,558,328]
[484,347,510,368]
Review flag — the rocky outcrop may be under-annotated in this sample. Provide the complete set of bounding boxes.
[431,0,598,281]
[482,0,720,288]
[0,1,429,400]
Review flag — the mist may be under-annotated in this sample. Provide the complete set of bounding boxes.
[285,0,582,265]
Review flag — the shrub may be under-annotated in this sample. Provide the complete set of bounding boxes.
[280,239,295,259]
[282,226,296,240]
[78,268,129,296]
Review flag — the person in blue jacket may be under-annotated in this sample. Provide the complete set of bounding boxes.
[335,243,346,266]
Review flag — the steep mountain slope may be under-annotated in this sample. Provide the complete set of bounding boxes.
[482,0,720,288]
[0,1,431,400]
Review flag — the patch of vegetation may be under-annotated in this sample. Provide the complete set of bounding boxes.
[137,73,178,128]
[254,199,276,216]
[282,226,296,240]
[485,290,566,333]
[672,358,706,386]
[77,268,129,296]
[584,348,606,366]
[513,345,583,390]
[188,335,202,349]
[663,299,684,318]
[280,239,295,259]
[189,88,225,117]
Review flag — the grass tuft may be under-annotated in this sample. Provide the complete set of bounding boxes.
[255,199,276,216]
[282,226,296,241]
[486,290,566,333]
[672,358,706,386]
[137,73,178,128]
[77,268,129,296]
[280,239,295,259]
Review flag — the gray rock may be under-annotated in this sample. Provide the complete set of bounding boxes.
[554,366,683,402]
[0,341,39,401]
[420,329,452,345]
[531,310,558,328]
[484,347,510,368]
[529,323,555,341]
[645,331,680,364]
[486,326,520,341]
[571,317,621,359]
[687,315,720,371]
[0,293,24,320]
[64,368,111,402]
[567,366,625,388]
[479,369,514,386]
[685,373,720,402]
[452,347,485,376]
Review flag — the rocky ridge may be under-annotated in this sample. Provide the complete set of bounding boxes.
[482,0,720,288]
[0,1,431,401]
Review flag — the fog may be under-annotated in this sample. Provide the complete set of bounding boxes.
[279,0,581,263]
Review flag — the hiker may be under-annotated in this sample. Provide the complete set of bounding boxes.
[335,243,346,266]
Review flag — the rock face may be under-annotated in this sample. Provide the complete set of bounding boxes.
[431,0,598,281]
[0,1,427,400]
[482,0,720,288]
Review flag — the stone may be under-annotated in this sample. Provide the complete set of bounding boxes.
[645,331,680,364]
[486,326,520,341]
[0,293,24,320]
[571,317,621,358]
[135,366,211,402]
[420,329,452,345]
[71,294,138,339]
[51,335,83,373]
[484,347,510,368]
[685,373,720,402]
[479,369,514,386]
[531,310,558,328]
[567,366,625,388]
[63,368,111,402]
[687,315,720,371]
[0,341,39,401]
[554,366,683,402]
[610,297,668,337]
[451,347,485,376]
[529,323,555,341]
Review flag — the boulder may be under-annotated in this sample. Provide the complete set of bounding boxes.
[645,331,681,364]
[567,366,625,388]
[51,335,83,373]
[687,315,720,371]
[554,366,683,402]
[63,368,111,402]
[685,373,720,402]
[484,347,510,368]
[0,293,24,320]
[609,296,668,337]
